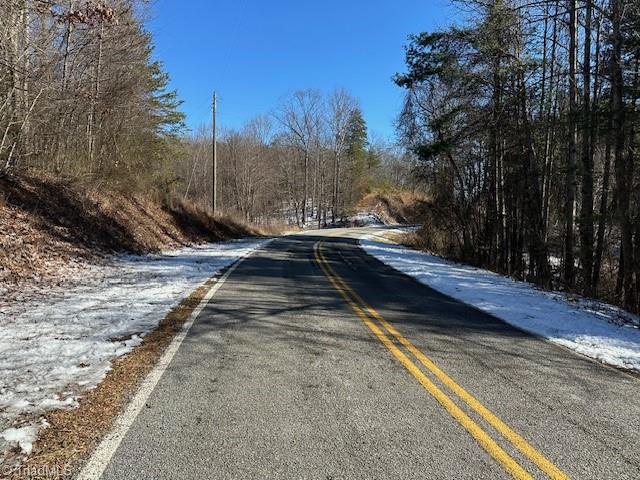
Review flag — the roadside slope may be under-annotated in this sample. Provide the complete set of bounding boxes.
[354,191,429,225]
[0,172,261,298]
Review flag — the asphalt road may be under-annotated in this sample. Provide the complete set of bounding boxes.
[97,229,640,480]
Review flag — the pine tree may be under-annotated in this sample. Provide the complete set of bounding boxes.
[345,108,368,200]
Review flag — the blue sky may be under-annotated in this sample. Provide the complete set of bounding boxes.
[147,0,453,140]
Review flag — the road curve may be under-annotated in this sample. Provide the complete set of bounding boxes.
[95,231,640,480]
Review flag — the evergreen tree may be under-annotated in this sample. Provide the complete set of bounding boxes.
[345,108,369,200]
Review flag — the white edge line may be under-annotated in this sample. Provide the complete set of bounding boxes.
[75,243,265,480]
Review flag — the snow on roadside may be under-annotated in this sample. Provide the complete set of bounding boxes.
[348,211,387,227]
[360,238,640,372]
[0,238,269,457]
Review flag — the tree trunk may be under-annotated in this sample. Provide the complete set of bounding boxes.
[302,148,308,226]
[579,0,594,296]
[593,105,613,293]
[542,2,559,242]
[331,152,340,224]
[486,57,501,269]
[610,0,634,309]
[564,0,578,290]
[89,21,104,172]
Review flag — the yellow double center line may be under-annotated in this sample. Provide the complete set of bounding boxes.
[314,241,569,480]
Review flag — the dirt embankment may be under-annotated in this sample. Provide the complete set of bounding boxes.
[356,191,429,225]
[0,172,263,296]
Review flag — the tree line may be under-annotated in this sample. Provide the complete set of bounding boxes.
[396,0,640,312]
[174,89,413,226]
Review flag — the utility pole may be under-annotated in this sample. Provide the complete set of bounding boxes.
[212,91,217,214]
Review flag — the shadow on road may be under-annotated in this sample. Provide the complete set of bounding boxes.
[175,234,618,387]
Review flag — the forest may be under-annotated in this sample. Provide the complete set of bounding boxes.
[178,90,413,227]
[396,0,640,312]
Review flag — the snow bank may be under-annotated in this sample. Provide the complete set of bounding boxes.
[0,238,268,456]
[349,211,386,226]
[361,239,640,372]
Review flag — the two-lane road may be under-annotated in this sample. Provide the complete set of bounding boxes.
[89,231,640,479]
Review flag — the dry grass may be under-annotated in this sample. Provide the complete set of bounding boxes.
[357,191,430,225]
[401,226,455,256]
[4,271,223,479]
[357,191,461,258]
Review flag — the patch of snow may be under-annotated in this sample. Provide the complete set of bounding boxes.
[0,238,269,458]
[1,426,38,455]
[349,211,387,226]
[360,238,640,372]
